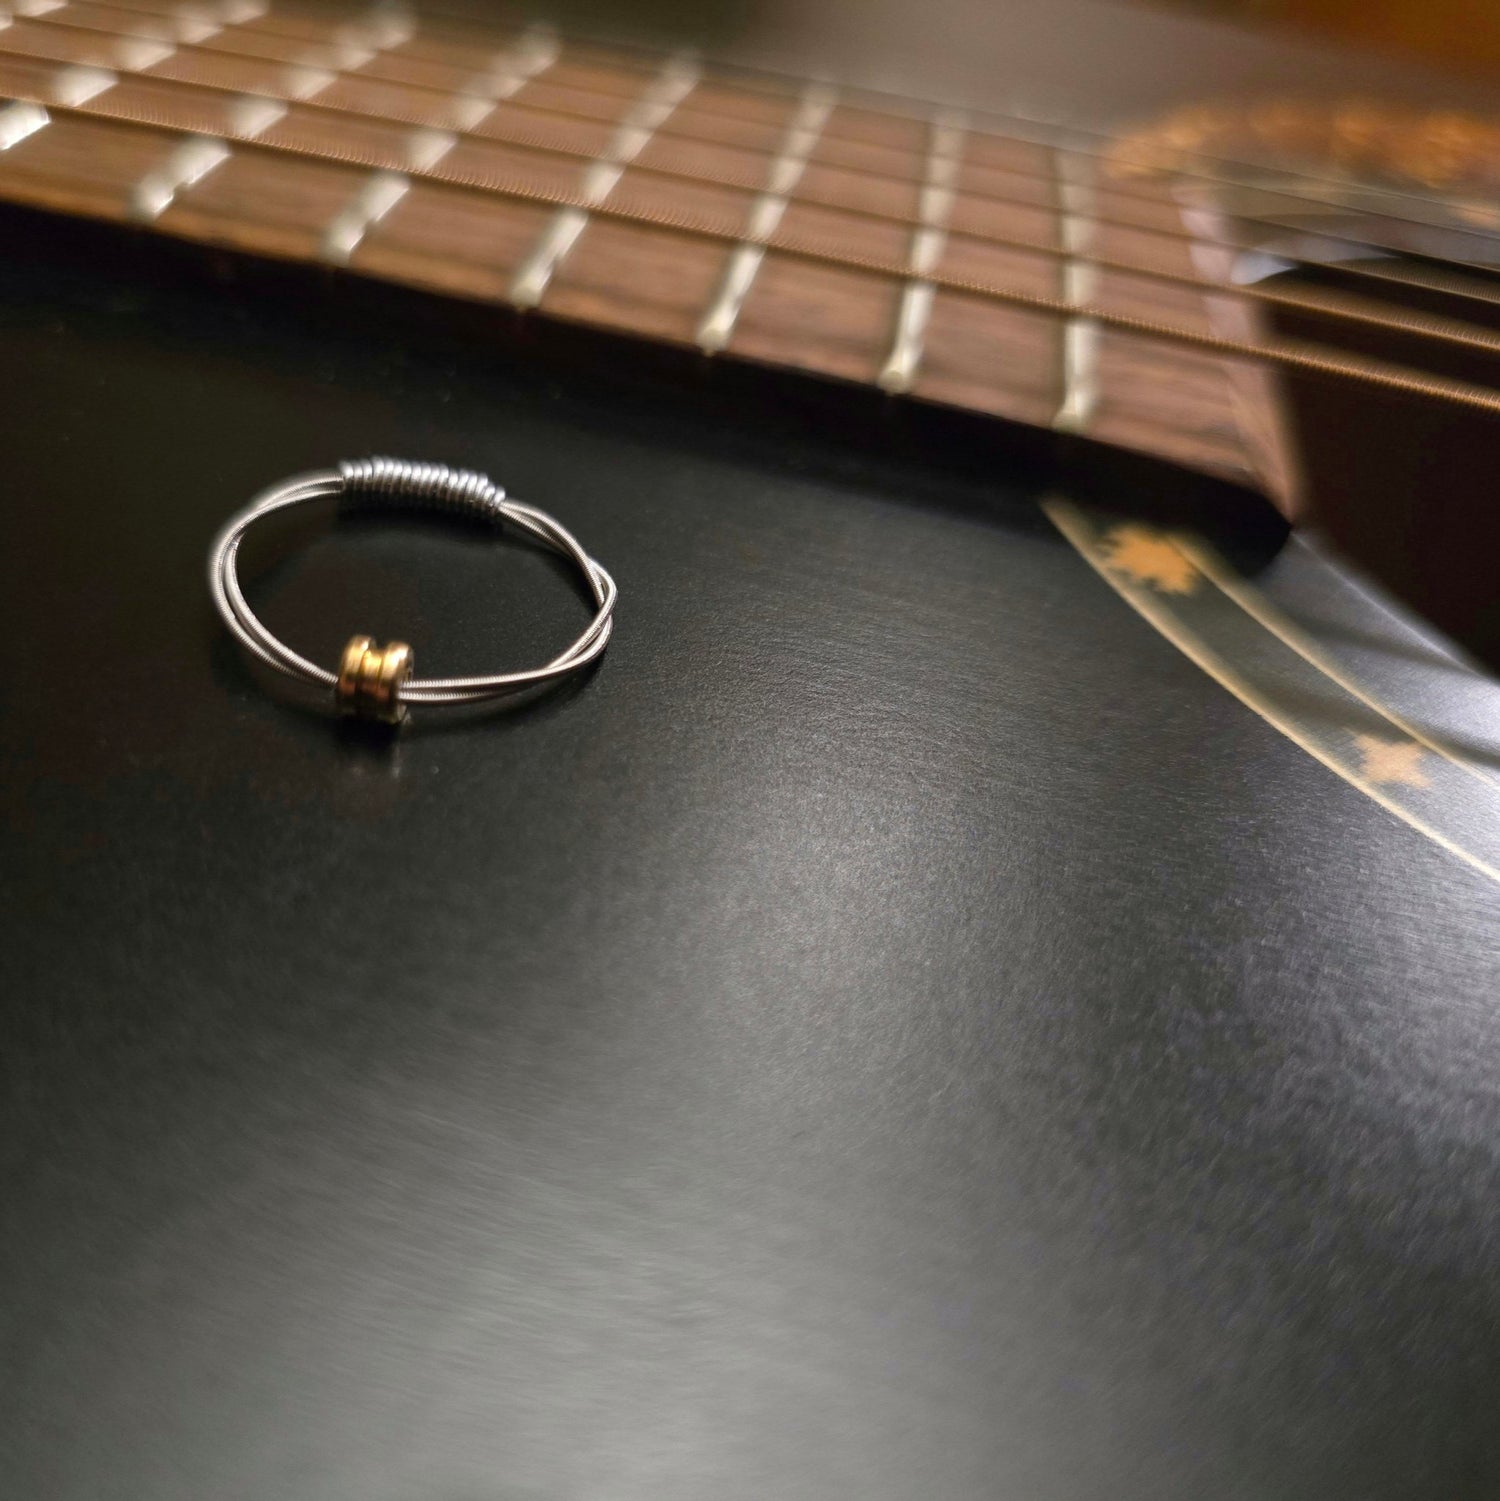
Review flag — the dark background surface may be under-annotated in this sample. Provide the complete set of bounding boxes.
[3,224,1500,1500]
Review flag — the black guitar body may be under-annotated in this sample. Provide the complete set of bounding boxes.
[4,115,1500,1501]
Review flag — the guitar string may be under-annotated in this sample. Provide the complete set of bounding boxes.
[99,0,1500,245]
[3,40,1495,359]
[17,2,1500,289]
[9,87,1500,419]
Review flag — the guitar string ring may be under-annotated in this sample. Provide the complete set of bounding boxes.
[208,458,617,722]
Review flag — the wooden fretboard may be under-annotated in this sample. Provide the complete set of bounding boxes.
[0,0,1299,504]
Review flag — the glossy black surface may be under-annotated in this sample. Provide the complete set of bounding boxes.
[3,232,1500,1501]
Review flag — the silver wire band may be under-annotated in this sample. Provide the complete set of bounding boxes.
[208,458,617,711]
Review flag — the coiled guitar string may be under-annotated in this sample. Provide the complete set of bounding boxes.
[208,458,617,709]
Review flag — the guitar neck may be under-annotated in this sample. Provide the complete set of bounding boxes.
[0,0,1297,508]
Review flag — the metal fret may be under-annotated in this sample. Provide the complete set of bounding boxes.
[130,131,230,219]
[448,23,558,132]
[282,61,335,100]
[170,5,226,45]
[316,23,380,73]
[287,41,372,86]
[164,0,260,44]
[878,111,964,392]
[322,167,409,263]
[283,3,411,101]
[509,51,699,310]
[0,98,49,148]
[696,80,834,354]
[225,91,285,138]
[217,0,267,23]
[334,6,414,55]
[1051,148,1100,433]
[405,125,455,170]
[114,34,178,69]
[53,64,116,104]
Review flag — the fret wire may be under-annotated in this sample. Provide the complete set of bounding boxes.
[206,1,270,37]
[322,164,406,260]
[1052,148,1101,434]
[696,78,835,354]
[52,61,117,103]
[103,0,1500,245]
[11,89,1500,420]
[129,125,226,216]
[334,7,416,54]
[0,95,50,146]
[508,50,699,309]
[225,88,281,135]
[21,2,1500,274]
[5,27,1495,357]
[878,111,964,394]
[7,43,1498,366]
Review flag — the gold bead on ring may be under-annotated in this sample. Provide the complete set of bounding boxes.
[336,636,413,723]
